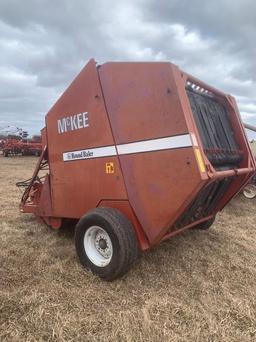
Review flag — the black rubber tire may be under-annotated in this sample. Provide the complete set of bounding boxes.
[4,151,8,157]
[75,207,138,281]
[194,216,215,230]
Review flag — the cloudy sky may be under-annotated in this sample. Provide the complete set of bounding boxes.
[0,0,255,138]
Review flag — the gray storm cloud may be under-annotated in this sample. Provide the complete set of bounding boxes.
[0,0,255,137]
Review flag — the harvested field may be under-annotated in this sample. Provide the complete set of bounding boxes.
[0,155,255,342]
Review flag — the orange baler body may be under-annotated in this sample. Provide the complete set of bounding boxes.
[20,59,256,250]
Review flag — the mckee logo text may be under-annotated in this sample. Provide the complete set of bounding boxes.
[57,112,89,134]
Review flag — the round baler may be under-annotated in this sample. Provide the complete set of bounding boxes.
[19,59,256,280]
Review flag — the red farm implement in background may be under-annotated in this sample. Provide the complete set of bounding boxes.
[2,139,42,157]
[0,139,5,150]
[2,139,21,156]
[18,59,256,280]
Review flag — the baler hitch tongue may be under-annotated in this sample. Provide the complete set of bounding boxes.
[18,147,48,212]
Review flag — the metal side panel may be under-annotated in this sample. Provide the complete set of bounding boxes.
[45,59,128,218]
[99,62,205,243]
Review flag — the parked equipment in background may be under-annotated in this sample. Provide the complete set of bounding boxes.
[18,59,256,280]
[242,176,256,199]
[0,126,42,157]
[2,139,42,157]
[2,139,21,156]
[242,123,256,199]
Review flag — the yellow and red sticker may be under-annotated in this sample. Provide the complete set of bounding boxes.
[105,162,115,174]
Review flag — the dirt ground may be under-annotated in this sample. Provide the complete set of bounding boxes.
[0,155,255,342]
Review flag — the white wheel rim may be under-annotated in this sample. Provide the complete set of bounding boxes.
[84,226,113,267]
[243,184,256,199]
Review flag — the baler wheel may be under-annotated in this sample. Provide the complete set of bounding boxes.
[242,184,256,199]
[75,207,138,281]
[194,216,215,230]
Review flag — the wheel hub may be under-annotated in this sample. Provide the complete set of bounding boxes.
[84,226,113,267]
[95,232,111,258]
[99,238,107,249]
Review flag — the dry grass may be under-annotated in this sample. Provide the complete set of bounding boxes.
[0,155,255,342]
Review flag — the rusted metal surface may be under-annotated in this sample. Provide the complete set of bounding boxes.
[19,59,256,250]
